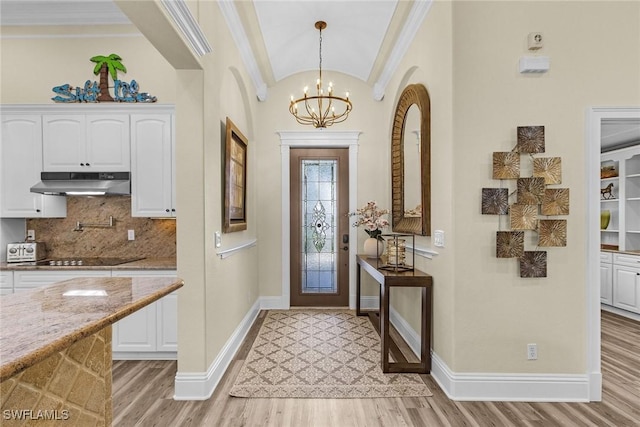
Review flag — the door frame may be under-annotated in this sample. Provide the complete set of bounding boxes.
[586,106,640,401]
[278,130,361,309]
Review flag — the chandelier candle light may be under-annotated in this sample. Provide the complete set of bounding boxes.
[289,21,353,128]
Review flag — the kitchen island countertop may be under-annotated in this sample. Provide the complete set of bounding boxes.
[0,275,183,381]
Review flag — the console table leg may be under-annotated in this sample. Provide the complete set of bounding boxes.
[356,264,362,316]
[381,284,390,372]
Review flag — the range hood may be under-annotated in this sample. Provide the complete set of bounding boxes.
[31,172,130,196]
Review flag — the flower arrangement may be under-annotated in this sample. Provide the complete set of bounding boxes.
[349,201,389,239]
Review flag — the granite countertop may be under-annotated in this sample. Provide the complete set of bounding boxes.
[0,257,177,271]
[0,276,183,381]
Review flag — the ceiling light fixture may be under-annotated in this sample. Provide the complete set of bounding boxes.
[289,21,352,128]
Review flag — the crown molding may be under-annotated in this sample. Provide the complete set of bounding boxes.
[218,0,268,102]
[372,0,433,101]
[160,0,212,57]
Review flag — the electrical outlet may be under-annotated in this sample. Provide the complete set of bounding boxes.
[215,231,222,248]
[127,230,135,241]
[26,230,35,240]
[527,343,538,360]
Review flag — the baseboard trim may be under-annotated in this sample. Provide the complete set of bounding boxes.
[388,302,591,402]
[113,351,176,360]
[601,304,640,322]
[173,299,260,400]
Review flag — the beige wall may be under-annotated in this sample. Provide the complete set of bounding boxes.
[0,27,175,104]
[448,1,640,373]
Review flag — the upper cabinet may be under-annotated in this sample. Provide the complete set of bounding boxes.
[0,115,66,218]
[131,114,175,218]
[43,114,130,172]
[1,104,175,219]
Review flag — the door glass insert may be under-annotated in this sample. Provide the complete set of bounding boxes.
[301,160,337,293]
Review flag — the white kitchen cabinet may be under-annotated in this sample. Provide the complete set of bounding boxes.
[0,271,13,295]
[0,115,66,218]
[42,114,129,172]
[130,114,175,217]
[613,264,640,313]
[13,270,111,292]
[111,270,178,359]
[600,252,613,305]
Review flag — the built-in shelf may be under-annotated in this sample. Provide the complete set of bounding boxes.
[601,147,640,251]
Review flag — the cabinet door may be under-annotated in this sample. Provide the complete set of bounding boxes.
[130,114,174,217]
[600,262,613,305]
[43,115,85,171]
[1,115,66,218]
[0,271,13,294]
[613,265,640,313]
[86,115,130,171]
[157,292,178,351]
[112,304,157,352]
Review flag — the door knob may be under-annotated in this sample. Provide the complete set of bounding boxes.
[343,246,349,251]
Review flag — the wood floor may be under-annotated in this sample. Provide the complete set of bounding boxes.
[112,310,640,426]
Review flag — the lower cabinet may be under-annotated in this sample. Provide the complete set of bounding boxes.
[111,270,178,359]
[0,271,14,295]
[13,270,111,292]
[603,253,640,315]
[600,252,613,305]
[612,265,640,313]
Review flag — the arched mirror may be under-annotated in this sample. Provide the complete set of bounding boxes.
[391,83,430,235]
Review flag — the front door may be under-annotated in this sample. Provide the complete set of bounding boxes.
[290,148,349,306]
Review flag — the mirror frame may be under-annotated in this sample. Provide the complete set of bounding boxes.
[391,83,431,236]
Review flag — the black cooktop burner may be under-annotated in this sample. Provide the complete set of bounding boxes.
[35,257,144,267]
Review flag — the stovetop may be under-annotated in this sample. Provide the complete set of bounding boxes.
[34,257,145,267]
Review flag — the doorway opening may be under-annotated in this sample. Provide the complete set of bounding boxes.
[278,131,360,309]
[587,107,640,401]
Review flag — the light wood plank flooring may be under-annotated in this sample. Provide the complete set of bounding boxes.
[112,310,640,426]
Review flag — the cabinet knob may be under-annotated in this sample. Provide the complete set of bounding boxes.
[166,209,170,213]
[86,163,90,166]
[36,209,41,213]
[171,209,175,212]
[80,163,84,166]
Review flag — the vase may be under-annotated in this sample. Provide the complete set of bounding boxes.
[363,237,384,258]
[601,210,611,230]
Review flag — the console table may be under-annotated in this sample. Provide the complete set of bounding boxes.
[356,255,432,374]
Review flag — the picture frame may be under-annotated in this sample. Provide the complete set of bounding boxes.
[223,117,248,233]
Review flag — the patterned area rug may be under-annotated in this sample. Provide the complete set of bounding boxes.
[229,310,432,398]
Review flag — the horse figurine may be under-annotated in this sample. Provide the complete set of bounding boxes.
[601,183,614,200]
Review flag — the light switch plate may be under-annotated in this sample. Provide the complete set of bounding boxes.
[434,230,445,247]
[215,231,222,248]
[127,230,135,240]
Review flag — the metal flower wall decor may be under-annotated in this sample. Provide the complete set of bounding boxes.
[482,126,569,278]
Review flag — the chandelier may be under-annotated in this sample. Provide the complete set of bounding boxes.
[289,21,353,128]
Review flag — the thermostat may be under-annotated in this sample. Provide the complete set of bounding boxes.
[528,32,544,50]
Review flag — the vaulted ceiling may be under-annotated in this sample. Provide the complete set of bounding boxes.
[0,0,431,101]
[2,0,640,147]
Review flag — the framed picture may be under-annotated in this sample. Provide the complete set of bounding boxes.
[223,117,248,233]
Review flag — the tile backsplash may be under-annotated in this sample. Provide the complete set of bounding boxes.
[26,196,176,259]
